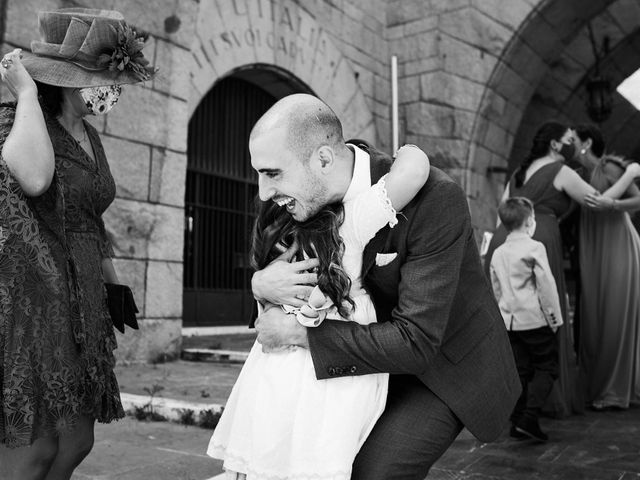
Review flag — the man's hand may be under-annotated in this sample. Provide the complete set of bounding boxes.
[252,241,319,307]
[255,305,309,352]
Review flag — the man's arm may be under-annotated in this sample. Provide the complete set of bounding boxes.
[307,179,469,378]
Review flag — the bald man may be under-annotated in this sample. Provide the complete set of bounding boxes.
[250,94,520,479]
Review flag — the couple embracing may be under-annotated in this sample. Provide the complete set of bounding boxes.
[208,94,521,480]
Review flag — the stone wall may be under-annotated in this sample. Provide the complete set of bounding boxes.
[4,0,636,357]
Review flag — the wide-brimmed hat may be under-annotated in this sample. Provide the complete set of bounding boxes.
[21,8,157,88]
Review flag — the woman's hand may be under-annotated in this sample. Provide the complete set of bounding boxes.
[584,192,615,211]
[0,49,37,100]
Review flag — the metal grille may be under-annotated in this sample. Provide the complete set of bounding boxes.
[183,76,275,326]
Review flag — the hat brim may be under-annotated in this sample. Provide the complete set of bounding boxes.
[22,51,146,88]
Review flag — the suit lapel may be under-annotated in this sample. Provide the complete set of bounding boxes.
[349,141,393,278]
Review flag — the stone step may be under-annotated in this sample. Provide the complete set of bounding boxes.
[181,348,249,364]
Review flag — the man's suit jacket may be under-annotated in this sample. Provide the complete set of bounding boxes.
[307,142,521,442]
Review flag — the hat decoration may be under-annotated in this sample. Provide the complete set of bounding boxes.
[96,24,154,81]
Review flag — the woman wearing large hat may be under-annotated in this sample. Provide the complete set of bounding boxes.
[0,8,155,479]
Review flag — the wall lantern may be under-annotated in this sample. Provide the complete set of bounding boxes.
[585,23,612,124]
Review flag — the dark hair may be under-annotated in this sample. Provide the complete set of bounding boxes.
[35,81,64,118]
[574,124,606,158]
[250,199,354,317]
[514,121,567,188]
[498,196,534,232]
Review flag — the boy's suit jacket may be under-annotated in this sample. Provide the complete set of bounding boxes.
[307,142,521,442]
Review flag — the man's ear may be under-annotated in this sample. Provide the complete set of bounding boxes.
[316,145,334,170]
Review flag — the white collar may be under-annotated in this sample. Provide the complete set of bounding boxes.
[343,144,371,203]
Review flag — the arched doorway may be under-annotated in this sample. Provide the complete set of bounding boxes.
[183,66,313,327]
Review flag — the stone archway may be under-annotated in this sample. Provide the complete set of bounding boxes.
[188,0,376,142]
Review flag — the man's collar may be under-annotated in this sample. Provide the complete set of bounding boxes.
[343,144,371,203]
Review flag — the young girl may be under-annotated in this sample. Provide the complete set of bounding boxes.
[208,144,430,480]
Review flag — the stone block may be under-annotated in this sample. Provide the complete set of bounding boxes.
[338,90,376,142]
[145,261,183,318]
[503,38,548,89]
[112,258,147,316]
[470,0,533,32]
[100,136,151,201]
[5,0,54,48]
[440,34,498,84]
[386,25,405,41]
[374,116,391,152]
[115,318,182,364]
[149,148,187,207]
[484,122,514,156]
[355,68,375,99]
[518,15,563,61]
[420,72,485,112]
[608,0,640,35]
[398,75,421,104]
[404,16,438,36]
[386,0,429,27]
[394,33,438,62]
[407,135,469,170]
[439,8,513,57]
[153,39,194,101]
[402,56,441,76]
[406,102,475,140]
[104,198,155,259]
[445,167,467,189]
[479,88,506,119]
[106,86,188,152]
[469,144,493,174]
[491,63,534,108]
[353,121,377,146]
[468,196,498,233]
[486,97,525,136]
[148,205,184,262]
[374,74,392,103]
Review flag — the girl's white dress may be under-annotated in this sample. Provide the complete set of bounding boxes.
[207,178,397,480]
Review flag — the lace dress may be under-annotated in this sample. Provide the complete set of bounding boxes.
[0,104,124,448]
[208,178,397,480]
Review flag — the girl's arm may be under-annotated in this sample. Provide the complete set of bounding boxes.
[1,49,54,196]
[553,163,640,207]
[384,144,430,211]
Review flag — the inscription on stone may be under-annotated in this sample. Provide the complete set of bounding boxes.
[209,0,331,66]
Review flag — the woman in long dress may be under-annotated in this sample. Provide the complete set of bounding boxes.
[484,121,640,419]
[573,124,640,409]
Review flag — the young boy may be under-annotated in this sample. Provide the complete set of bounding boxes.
[489,197,563,442]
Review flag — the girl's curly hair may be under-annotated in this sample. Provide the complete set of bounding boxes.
[251,199,354,318]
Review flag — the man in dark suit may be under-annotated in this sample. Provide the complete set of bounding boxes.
[250,93,520,479]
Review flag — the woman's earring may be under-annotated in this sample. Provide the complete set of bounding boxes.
[580,148,587,155]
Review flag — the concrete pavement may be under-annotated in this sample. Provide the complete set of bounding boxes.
[71,335,640,480]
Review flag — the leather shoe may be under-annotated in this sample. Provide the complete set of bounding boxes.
[515,416,548,442]
[509,425,528,439]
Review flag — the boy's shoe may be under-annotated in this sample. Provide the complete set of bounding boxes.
[509,425,528,439]
[515,416,548,442]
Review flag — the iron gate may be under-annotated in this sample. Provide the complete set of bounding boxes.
[183,76,276,326]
